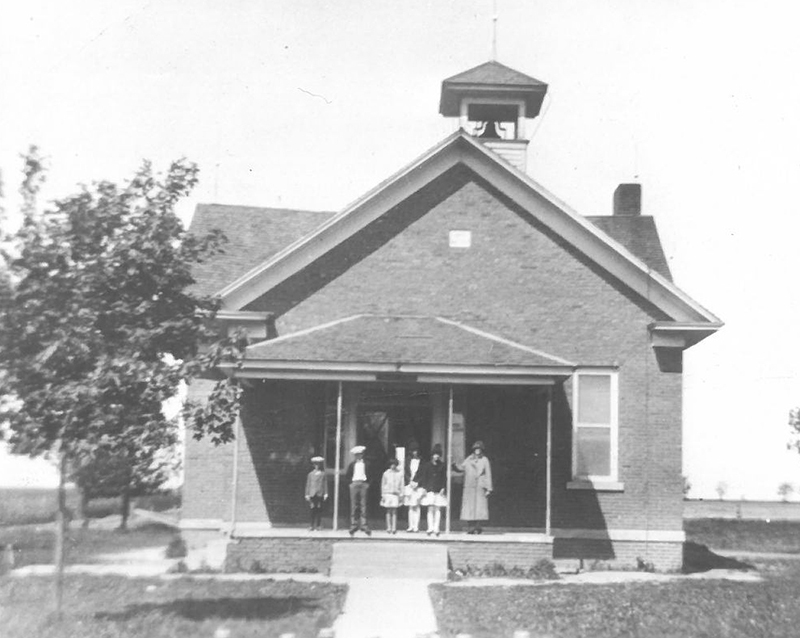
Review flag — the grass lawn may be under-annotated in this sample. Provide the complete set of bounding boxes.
[0,575,347,638]
[684,518,800,553]
[0,487,181,527]
[431,558,800,638]
[0,523,176,567]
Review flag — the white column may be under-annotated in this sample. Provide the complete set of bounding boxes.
[545,386,553,537]
[459,100,469,132]
[517,102,527,140]
[446,386,454,534]
[229,415,241,535]
[333,381,343,531]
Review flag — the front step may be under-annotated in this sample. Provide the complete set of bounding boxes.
[331,541,448,580]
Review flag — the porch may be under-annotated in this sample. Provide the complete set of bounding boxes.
[219,314,580,536]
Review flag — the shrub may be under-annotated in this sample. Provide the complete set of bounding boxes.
[528,558,559,580]
[636,557,656,573]
[165,535,187,559]
[167,559,188,574]
[449,559,559,581]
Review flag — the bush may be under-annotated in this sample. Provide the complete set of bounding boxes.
[165,535,187,559]
[449,559,559,581]
[167,559,188,574]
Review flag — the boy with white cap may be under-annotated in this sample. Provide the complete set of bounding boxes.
[345,445,372,536]
[305,456,328,531]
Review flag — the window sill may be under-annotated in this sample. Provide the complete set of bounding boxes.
[567,480,625,492]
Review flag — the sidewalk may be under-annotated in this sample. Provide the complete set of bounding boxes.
[334,577,439,638]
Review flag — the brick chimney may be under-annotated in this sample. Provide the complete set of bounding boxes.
[613,183,642,216]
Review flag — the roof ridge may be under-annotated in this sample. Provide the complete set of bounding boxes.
[433,317,575,366]
[245,314,365,349]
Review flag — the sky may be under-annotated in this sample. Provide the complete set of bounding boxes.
[0,0,798,499]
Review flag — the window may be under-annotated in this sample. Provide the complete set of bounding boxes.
[572,370,618,481]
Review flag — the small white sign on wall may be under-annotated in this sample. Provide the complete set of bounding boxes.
[449,230,472,248]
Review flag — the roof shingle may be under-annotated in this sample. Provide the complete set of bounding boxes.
[586,215,672,281]
[188,204,333,297]
[246,315,573,368]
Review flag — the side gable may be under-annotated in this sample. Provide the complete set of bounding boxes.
[188,204,333,297]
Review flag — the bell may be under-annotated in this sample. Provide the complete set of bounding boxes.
[478,120,501,139]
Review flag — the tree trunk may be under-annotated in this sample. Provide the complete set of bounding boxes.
[79,487,90,529]
[119,485,131,531]
[53,451,67,618]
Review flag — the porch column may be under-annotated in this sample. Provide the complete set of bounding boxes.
[545,386,553,537]
[229,414,241,534]
[333,381,343,531]
[446,386,454,534]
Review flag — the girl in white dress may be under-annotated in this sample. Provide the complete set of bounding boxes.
[403,446,425,532]
[380,457,403,534]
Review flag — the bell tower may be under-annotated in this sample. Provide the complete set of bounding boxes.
[439,61,548,172]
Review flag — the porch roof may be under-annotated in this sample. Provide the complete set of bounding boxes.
[243,315,574,370]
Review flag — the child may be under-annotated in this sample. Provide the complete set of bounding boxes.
[305,456,328,531]
[420,444,447,536]
[403,445,425,532]
[380,457,404,534]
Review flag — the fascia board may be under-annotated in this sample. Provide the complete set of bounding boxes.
[649,321,724,349]
[231,359,573,376]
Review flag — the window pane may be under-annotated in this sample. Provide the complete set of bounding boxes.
[576,426,611,477]
[578,375,611,424]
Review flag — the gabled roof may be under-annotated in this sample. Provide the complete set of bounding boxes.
[587,215,672,281]
[212,130,720,328]
[245,314,575,369]
[188,204,333,297]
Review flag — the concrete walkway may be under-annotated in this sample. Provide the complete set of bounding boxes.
[334,577,438,638]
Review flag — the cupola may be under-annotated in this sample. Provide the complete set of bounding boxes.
[439,60,548,172]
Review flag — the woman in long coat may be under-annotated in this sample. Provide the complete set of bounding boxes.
[454,440,493,534]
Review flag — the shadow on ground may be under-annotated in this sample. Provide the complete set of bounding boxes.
[96,597,322,621]
[683,541,754,574]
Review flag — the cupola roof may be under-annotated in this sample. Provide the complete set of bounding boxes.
[439,60,548,117]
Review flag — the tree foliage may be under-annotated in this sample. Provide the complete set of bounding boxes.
[0,155,243,498]
[777,482,794,502]
[788,408,800,455]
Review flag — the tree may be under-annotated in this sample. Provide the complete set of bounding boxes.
[72,445,175,530]
[715,481,728,501]
[682,475,692,497]
[778,482,794,503]
[0,153,242,616]
[788,407,800,454]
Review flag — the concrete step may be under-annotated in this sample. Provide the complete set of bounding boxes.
[331,541,448,579]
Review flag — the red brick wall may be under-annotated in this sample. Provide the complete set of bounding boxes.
[554,538,683,572]
[225,537,334,574]
[182,379,234,522]
[447,541,553,571]
[218,174,685,536]
[234,380,328,525]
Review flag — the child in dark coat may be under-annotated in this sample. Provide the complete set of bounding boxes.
[305,456,328,531]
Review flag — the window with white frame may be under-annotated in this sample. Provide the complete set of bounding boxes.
[572,370,618,481]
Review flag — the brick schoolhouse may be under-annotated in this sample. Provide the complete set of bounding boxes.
[181,61,721,572]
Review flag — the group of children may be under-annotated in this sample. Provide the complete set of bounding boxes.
[304,443,449,535]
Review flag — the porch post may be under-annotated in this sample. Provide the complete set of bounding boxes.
[545,386,553,537]
[333,381,343,531]
[229,414,241,535]
[446,386,454,534]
